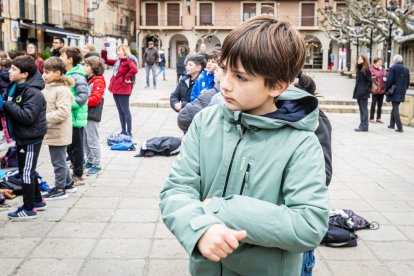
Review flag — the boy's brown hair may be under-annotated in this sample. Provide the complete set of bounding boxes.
[220,15,306,88]
[208,50,221,62]
[60,46,83,66]
[44,57,66,75]
[0,58,12,68]
[12,55,38,78]
[84,56,105,76]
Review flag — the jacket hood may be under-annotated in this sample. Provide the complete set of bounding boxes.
[222,86,319,132]
[18,70,45,91]
[45,76,74,88]
[88,75,106,82]
[66,64,86,76]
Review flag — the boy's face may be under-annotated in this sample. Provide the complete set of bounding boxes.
[220,60,287,116]
[42,69,61,84]
[214,67,224,83]
[9,65,28,83]
[206,59,218,73]
[186,61,201,77]
[84,64,93,77]
[60,52,72,68]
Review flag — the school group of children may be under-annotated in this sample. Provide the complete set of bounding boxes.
[0,46,106,220]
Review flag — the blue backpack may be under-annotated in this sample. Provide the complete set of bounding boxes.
[110,142,136,151]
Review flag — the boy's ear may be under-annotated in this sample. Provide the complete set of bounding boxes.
[269,81,289,98]
[21,71,29,79]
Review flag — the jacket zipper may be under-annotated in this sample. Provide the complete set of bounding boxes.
[222,138,242,197]
[240,164,251,195]
[222,114,244,197]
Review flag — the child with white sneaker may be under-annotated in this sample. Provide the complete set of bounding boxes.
[42,57,77,200]
[83,56,106,175]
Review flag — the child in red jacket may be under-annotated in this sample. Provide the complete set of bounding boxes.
[83,56,106,175]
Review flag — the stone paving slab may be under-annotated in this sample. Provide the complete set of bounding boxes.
[0,71,413,275]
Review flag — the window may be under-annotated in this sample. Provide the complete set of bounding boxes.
[301,3,315,26]
[199,3,213,25]
[243,3,256,21]
[261,3,274,15]
[146,3,158,26]
[167,3,180,26]
[336,3,347,12]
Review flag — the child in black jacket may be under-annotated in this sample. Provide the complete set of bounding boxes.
[1,56,48,220]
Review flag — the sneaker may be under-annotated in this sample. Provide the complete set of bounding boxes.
[369,119,376,123]
[43,187,68,201]
[19,200,47,211]
[8,207,37,220]
[39,181,51,192]
[65,182,78,193]
[376,119,384,124]
[85,162,93,169]
[72,175,86,186]
[86,165,102,176]
[34,200,47,211]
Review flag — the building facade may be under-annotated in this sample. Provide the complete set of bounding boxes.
[136,0,413,71]
[0,0,136,53]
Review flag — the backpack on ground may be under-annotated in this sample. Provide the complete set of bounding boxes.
[321,209,379,248]
[134,137,181,158]
[1,146,17,168]
[110,141,136,151]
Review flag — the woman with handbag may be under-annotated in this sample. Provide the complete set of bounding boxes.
[369,57,387,124]
[352,55,372,132]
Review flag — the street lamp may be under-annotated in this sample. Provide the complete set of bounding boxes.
[355,21,361,57]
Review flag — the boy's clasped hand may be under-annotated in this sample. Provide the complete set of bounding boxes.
[197,224,247,262]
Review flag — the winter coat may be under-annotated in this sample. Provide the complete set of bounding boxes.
[177,83,220,133]
[353,68,372,100]
[160,87,329,276]
[66,64,88,128]
[189,70,215,102]
[87,75,106,122]
[42,76,74,146]
[385,62,410,103]
[28,54,43,74]
[370,65,387,95]
[159,52,166,67]
[102,50,138,95]
[3,71,47,145]
[143,47,159,65]
[316,110,333,186]
[0,67,10,95]
[51,48,63,57]
[170,75,196,111]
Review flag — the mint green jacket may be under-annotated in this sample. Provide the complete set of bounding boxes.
[160,87,329,276]
[66,64,88,128]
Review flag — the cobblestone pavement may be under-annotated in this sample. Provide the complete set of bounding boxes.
[0,69,413,275]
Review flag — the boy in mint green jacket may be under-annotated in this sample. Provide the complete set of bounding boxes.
[60,46,88,185]
[160,15,329,276]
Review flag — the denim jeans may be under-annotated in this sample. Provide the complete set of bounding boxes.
[301,250,315,276]
[145,63,157,86]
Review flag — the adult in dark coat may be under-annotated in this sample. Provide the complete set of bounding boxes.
[385,55,410,133]
[51,37,64,57]
[353,55,372,132]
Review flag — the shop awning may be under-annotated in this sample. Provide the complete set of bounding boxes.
[19,21,84,40]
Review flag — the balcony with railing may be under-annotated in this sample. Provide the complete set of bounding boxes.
[20,3,35,21]
[114,24,130,36]
[139,15,183,29]
[63,13,94,31]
